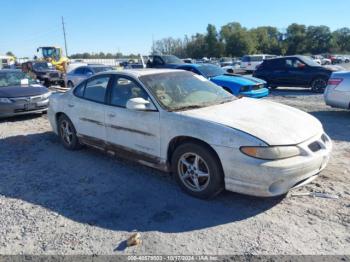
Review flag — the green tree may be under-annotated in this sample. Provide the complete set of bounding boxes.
[220,22,256,56]
[205,24,222,57]
[332,27,350,52]
[285,23,307,55]
[306,26,332,54]
[6,51,15,57]
[251,26,283,54]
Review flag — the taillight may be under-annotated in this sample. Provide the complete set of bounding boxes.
[327,78,343,87]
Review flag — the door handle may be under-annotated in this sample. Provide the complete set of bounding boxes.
[108,113,116,118]
[68,104,75,108]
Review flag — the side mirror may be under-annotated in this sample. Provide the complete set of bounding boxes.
[126,97,156,111]
[86,71,93,76]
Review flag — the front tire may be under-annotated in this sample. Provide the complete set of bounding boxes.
[171,142,224,199]
[58,115,82,150]
[311,78,327,93]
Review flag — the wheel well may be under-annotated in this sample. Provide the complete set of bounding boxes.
[55,112,68,125]
[167,136,224,171]
[310,75,328,85]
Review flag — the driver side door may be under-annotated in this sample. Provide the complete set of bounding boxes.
[104,75,161,161]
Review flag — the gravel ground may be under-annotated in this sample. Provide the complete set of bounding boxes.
[0,87,349,256]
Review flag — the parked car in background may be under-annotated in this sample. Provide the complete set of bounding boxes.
[21,61,64,87]
[48,69,331,198]
[0,69,50,118]
[177,63,269,98]
[65,64,113,88]
[253,55,336,92]
[222,61,241,73]
[241,54,276,72]
[324,71,350,109]
[182,58,194,64]
[311,55,331,65]
[146,55,185,69]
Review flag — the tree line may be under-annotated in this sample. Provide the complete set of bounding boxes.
[69,52,140,59]
[152,22,350,58]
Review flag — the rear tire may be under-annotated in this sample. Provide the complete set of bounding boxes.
[58,115,82,150]
[171,142,224,199]
[311,78,327,93]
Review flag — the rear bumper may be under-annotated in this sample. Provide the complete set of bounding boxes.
[0,99,49,118]
[214,132,332,197]
[324,87,350,109]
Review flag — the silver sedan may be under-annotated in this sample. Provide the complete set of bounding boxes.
[65,65,113,88]
[324,71,350,109]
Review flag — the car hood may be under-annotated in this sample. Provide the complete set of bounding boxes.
[211,74,265,85]
[179,98,323,145]
[0,85,48,98]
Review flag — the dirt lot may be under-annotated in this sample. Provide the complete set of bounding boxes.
[0,88,349,255]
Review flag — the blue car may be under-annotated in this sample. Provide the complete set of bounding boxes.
[177,63,269,98]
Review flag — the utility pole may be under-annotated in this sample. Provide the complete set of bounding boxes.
[61,16,68,57]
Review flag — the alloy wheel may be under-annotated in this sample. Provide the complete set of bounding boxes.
[311,79,327,93]
[178,152,210,192]
[60,120,74,145]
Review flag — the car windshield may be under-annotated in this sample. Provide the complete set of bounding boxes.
[198,64,225,78]
[139,71,235,111]
[162,55,185,64]
[0,71,36,87]
[92,66,113,73]
[33,62,49,70]
[300,56,321,67]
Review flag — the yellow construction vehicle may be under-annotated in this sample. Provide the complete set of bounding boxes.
[36,46,69,73]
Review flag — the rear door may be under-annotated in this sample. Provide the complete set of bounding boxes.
[104,75,161,159]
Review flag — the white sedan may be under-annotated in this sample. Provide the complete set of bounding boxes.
[324,71,350,110]
[48,69,332,198]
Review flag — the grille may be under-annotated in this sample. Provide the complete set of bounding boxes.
[252,84,263,90]
[10,95,45,103]
[50,72,59,78]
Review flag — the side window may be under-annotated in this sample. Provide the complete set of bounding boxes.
[285,59,294,68]
[153,56,164,65]
[110,77,150,107]
[84,68,93,75]
[84,76,110,103]
[74,67,85,75]
[73,81,85,97]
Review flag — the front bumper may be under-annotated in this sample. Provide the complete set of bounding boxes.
[214,132,332,197]
[240,87,269,98]
[0,98,49,118]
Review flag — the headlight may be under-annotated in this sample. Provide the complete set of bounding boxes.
[0,98,12,103]
[42,92,52,99]
[240,146,301,160]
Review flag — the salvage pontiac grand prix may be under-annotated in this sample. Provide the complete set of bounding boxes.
[48,69,332,198]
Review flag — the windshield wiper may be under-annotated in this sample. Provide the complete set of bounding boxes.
[172,104,205,111]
